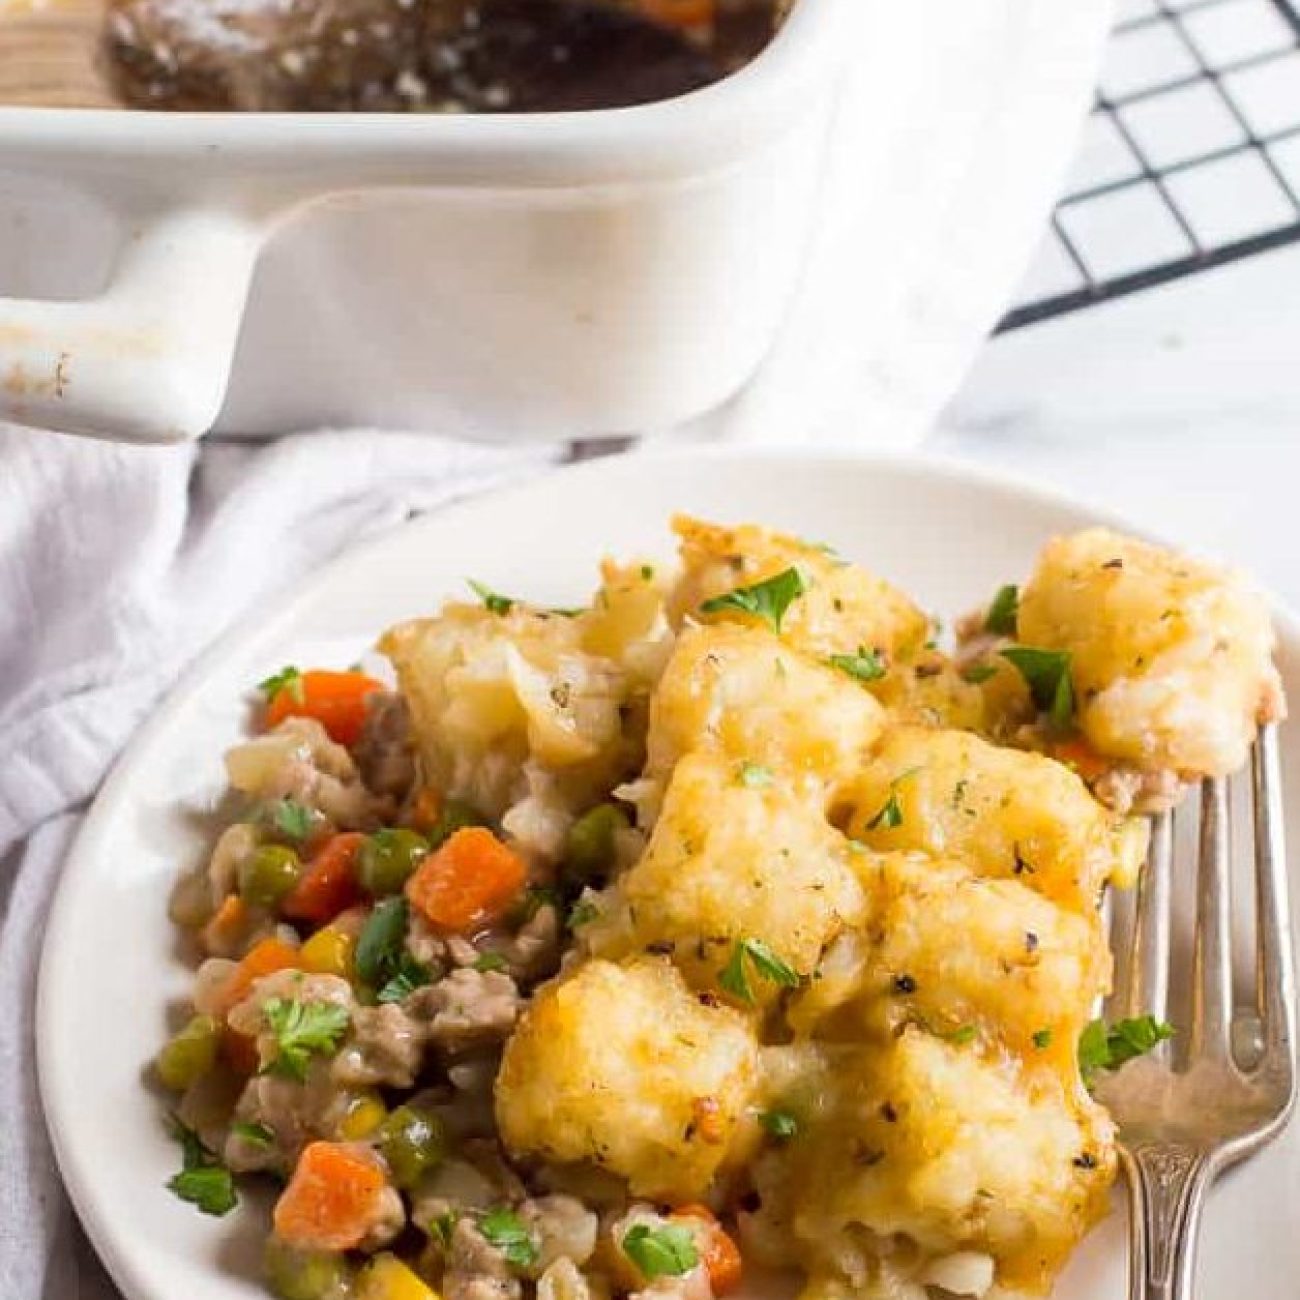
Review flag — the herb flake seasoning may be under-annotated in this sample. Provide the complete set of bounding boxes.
[480,1207,539,1269]
[1000,644,1075,730]
[261,998,350,1082]
[759,1109,799,1140]
[1078,1014,1174,1085]
[720,937,800,1004]
[467,579,516,615]
[700,567,808,635]
[257,665,304,705]
[828,646,887,683]
[866,767,922,831]
[168,1118,237,1216]
[984,584,1020,636]
[622,1223,699,1279]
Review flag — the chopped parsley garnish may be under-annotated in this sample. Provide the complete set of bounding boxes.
[737,760,774,789]
[257,665,303,705]
[467,579,581,619]
[468,579,516,615]
[1000,645,1075,730]
[230,1120,275,1148]
[1033,1028,1053,1050]
[865,767,921,832]
[759,1109,799,1140]
[700,567,808,635]
[984,584,1020,636]
[945,1025,977,1046]
[376,954,433,1004]
[720,937,800,1004]
[1079,1015,1174,1085]
[828,646,887,683]
[261,997,350,1082]
[480,1207,539,1269]
[866,790,904,831]
[515,885,563,923]
[568,898,600,930]
[169,1164,238,1217]
[167,1118,236,1217]
[355,897,409,983]
[622,1223,699,1279]
[473,952,509,973]
[640,564,655,581]
[270,798,313,842]
[430,1210,458,1246]
[355,897,433,1003]
[961,663,998,685]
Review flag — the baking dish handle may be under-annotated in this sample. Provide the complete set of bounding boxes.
[0,203,266,443]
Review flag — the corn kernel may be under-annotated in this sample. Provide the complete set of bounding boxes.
[299,925,354,979]
[340,1092,387,1140]
[357,1252,439,1300]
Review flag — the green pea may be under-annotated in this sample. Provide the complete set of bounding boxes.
[564,803,629,885]
[264,1237,351,1300]
[426,799,482,851]
[378,1104,445,1189]
[357,829,430,896]
[238,844,303,908]
[155,1014,220,1092]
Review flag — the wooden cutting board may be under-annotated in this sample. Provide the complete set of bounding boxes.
[0,0,116,106]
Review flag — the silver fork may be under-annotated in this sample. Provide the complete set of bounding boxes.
[1100,725,1297,1300]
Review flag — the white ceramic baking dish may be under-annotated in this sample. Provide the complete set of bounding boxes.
[0,0,862,444]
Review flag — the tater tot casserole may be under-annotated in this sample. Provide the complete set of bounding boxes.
[155,516,1284,1300]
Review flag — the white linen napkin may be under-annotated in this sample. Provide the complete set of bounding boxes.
[0,426,560,1299]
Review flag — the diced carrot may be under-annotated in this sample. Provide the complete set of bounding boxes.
[638,0,715,29]
[216,936,301,1015]
[282,832,365,926]
[221,1025,260,1076]
[1048,736,1110,784]
[407,786,443,835]
[273,1141,390,1251]
[671,1205,743,1295]
[265,670,383,747]
[404,827,526,934]
[201,894,250,956]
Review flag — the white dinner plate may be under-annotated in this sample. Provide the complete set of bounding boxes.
[37,450,1300,1300]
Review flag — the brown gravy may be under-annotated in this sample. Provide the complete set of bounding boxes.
[95,0,787,113]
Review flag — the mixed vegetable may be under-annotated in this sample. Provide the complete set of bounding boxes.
[158,660,745,1300]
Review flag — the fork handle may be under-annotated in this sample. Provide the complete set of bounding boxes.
[1122,1141,1215,1300]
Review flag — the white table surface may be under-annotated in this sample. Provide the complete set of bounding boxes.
[931,0,1300,611]
[936,239,1300,610]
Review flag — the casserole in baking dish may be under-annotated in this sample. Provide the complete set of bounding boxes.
[0,0,859,443]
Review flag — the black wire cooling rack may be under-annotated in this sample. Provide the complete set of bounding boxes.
[1000,0,1300,330]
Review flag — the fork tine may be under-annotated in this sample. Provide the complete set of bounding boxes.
[1117,810,1173,1024]
[1253,724,1297,1069]
[1191,776,1234,1059]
